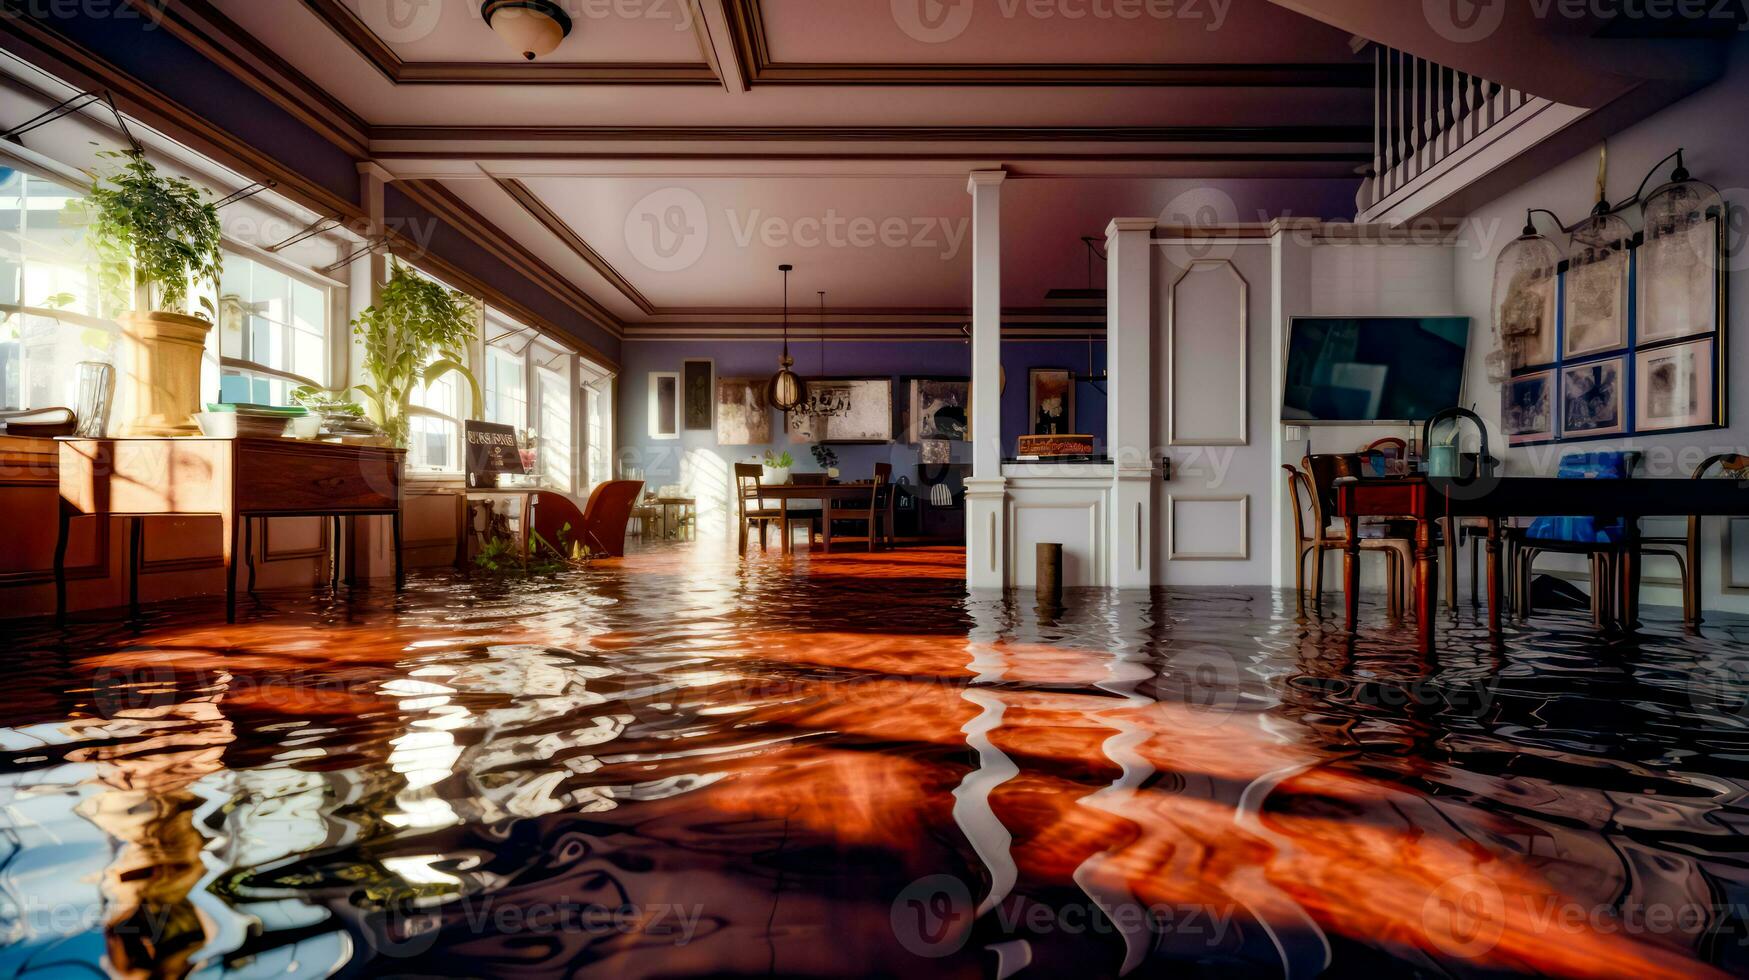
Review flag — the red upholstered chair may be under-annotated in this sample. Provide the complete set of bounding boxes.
[530,482,644,559]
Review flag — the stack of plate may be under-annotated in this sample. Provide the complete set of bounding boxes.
[198,403,309,439]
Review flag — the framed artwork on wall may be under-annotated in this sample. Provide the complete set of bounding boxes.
[682,359,714,430]
[648,371,679,440]
[907,377,970,443]
[1028,368,1076,435]
[1502,370,1555,446]
[1638,213,1723,345]
[1636,337,1718,433]
[1502,275,1558,368]
[716,378,770,445]
[786,378,894,444]
[1560,356,1627,439]
[1563,253,1628,359]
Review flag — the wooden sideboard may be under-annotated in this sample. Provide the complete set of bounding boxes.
[55,438,405,623]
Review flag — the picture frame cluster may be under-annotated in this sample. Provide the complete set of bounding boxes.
[1501,211,1728,447]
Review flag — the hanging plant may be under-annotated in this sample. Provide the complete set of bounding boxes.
[348,260,484,448]
[73,149,223,320]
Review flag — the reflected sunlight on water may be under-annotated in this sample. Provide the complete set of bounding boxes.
[3,542,1749,977]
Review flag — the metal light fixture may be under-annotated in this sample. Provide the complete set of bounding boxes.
[767,264,804,412]
[481,0,573,61]
[1487,211,1564,381]
[1642,149,1722,242]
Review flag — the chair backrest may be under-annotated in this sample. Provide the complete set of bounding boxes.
[734,463,765,521]
[1525,451,1641,544]
[871,462,894,520]
[1361,437,1408,477]
[1282,465,1313,546]
[572,481,643,558]
[1303,453,1365,530]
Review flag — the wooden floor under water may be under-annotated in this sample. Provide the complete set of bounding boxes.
[3,541,1749,978]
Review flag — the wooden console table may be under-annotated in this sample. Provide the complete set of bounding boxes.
[55,438,405,623]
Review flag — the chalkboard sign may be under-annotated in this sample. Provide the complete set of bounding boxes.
[465,420,525,488]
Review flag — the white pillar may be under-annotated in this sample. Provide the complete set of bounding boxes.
[1106,218,1157,589]
[351,161,395,581]
[965,170,1007,590]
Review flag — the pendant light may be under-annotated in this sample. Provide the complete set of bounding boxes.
[1487,212,1563,381]
[481,1,573,61]
[767,264,804,412]
[1642,149,1722,243]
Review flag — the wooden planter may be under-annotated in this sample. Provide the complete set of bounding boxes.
[118,310,211,437]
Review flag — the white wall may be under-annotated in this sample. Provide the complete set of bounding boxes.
[1456,41,1749,613]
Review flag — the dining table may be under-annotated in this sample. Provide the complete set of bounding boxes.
[1335,474,1749,652]
[750,481,879,554]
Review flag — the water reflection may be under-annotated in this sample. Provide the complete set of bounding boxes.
[1,543,1747,977]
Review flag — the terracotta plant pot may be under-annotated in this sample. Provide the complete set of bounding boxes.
[118,310,212,437]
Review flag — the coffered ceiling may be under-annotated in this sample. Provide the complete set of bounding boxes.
[123,0,1381,335]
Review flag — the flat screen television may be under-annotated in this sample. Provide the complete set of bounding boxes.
[1282,316,1470,424]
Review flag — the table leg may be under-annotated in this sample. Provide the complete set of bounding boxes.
[1485,518,1503,636]
[1416,518,1438,652]
[1444,518,1458,613]
[781,498,791,555]
[53,506,71,626]
[1343,515,1360,633]
[244,517,257,598]
[129,517,143,616]
[822,499,834,554]
[392,510,405,591]
[1619,546,1641,634]
[222,513,239,624]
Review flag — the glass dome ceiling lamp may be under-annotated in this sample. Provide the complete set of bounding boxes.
[1486,211,1564,382]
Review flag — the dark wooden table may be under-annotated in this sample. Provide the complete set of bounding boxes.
[1335,475,1749,650]
[749,482,877,553]
[56,438,404,623]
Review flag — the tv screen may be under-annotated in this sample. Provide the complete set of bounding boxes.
[1282,316,1470,423]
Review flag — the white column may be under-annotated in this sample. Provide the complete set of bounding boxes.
[1270,221,1314,590]
[350,161,394,581]
[1106,218,1157,589]
[965,170,1007,590]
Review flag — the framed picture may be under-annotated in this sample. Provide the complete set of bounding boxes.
[1501,274,1557,368]
[1563,253,1628,359]
[1028,368,1076,435]
[1636,337,1718,433]
[1502,370,1555,446]
[1638,214,1722,345]
[648,371,679,440]
[716,378,770,445]
[908,377,970,442]
[682,359,714,430]
[1560,356,1627,439]
[786,378,894,443]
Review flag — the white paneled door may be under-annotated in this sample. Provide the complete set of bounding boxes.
[1152,244,1276,586]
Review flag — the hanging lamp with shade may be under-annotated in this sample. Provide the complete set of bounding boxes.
[1486,211,1564,382]
[767,264,805,412]
[481,0,573,61]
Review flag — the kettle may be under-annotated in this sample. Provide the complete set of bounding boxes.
[1422,407,1494,482]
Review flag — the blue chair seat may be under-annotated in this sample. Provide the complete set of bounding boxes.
[1524,451,1635,545]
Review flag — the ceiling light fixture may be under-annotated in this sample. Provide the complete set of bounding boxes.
[481,0,573,61]
[767,264,804,412]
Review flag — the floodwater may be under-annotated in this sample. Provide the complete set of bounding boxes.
[3,542,1749,978]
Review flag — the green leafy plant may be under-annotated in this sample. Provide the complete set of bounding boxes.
[348,261,483,448]
[473,523,594,577]
[763,449,793,469]
[72,150,223,320]
[472,536,522,573]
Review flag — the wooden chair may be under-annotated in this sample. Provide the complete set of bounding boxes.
[1634,453,1749,630]
[573,480,644,558]
[784,473,828,549]
[830,462,896,551]
[1285,459,1410,617]
[1511,451,1642,626]
[734,463,785,556]
[1360,437,1408,476]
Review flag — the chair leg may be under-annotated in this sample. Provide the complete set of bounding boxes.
[1469,531,1480,609]
[1293,545,1308,614]
[1311,544,1326,614]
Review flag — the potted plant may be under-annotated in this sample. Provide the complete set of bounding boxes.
[76,150,224,435]
[810,443,840,479]
[347,261,483,449]
[762,448,793,485]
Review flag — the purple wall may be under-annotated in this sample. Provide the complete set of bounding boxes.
[618,337,1107,486]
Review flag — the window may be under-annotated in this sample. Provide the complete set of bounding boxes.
[533,341,574,493]
[402,266,479,474]
[0,168,113,412]
[584,374,613,491]
[217,251,330,406]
